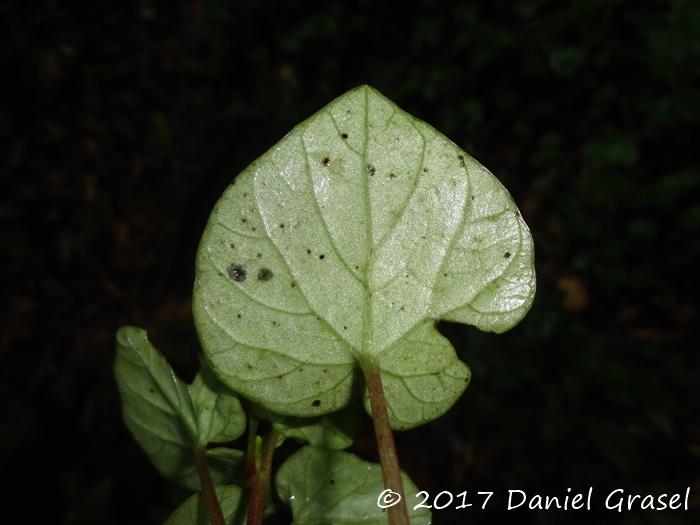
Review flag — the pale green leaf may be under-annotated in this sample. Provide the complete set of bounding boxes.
[276,446,431,525]
[163,485,247,525]
[114,326,246,491]
[252,401,361,450]
[204,448,247,488]
[190,355,247,446]
[194,85,535,428]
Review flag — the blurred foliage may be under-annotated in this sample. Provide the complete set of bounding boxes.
[0,0,698,524]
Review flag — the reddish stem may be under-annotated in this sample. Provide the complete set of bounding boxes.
[245,427,279,525]
[246,415,259,483]
[363,364,410,525]
[196,446,226,525]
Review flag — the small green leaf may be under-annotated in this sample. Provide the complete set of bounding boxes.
[114,326,246,490]
[252,401,361,450]
[204,448,247,488]
[276,446,431,525]
[194,85,535,429]
[163,485,247,525]
[190,354,247,446]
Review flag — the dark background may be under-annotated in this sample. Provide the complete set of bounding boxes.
[1,0,699,523]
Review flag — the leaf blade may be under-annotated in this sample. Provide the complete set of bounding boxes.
[276,446,431,525]
[114,326,246,490]
[163,485,247,525]
[194,85,535,427]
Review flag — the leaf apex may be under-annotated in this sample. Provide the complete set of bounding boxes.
[116,325,146,348]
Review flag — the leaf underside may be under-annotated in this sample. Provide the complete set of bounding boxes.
[194,85,535,429]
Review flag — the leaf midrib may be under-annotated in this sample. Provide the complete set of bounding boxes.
[360,87,373,367]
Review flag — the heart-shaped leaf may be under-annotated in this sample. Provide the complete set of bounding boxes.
[194,85,535,429]
[276,446,431,525]
[163,485,247,525]
[114,326,246,490]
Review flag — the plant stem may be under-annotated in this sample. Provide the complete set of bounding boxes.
[245,426,279,525]
[246,415,259,483]
[196,446,226,525]
[363,363,410,525]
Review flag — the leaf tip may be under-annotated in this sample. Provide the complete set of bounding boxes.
[116,325,144,349]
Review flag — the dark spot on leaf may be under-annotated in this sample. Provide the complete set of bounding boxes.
[504,252,511,258]
[237,313,242,318]
[343,326,347,329]
[228,263,247,282]
[311,399,321,407]
[322,157,330,166]
[251,227,256,231]
[291,282,296,288]
[230,243,235,249]
[258,268,274,281]
[241,217,247,223]
[329,479,334,484]
[367,164,376,176]
[423,168,428,173]
[354,265,359,270]
[279,223,285,228]
[389,173,396,179]
[257,253,262,258]
[246,363,253,369]
[278,375,283,379]
[458,155,465,168]
[272,320,277,326]
[341,133,348,139]
[322,369,328,373]
[471,195,475,200]
[150,388,154,393]
[307,249,312,254]
[298,367,304,372]
[319,254,325,259]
